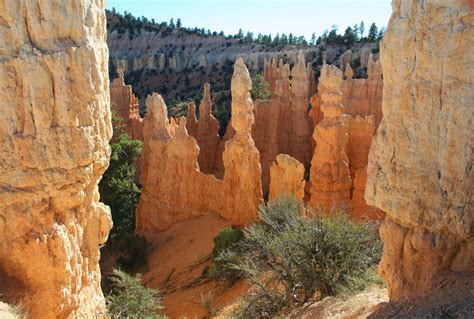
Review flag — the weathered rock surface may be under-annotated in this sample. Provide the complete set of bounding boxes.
[311,54,383,128]
[309,64,352,211]
[110,61,143,139]
[195,84,221,174]
[0,1,112,317]
[269,154,305,202]
[137,59,262,231]
[254,53,313,193]
[365,0,473,301]
[136,94,225,231]
[221,58,263,224]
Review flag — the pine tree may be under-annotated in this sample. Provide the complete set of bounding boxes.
[176,18,182,28]
[359,21,365,39]
[310,32,316,45]
[368,23,379,42]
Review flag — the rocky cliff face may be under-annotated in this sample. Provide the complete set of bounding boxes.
[106,11,380,110]
[366,0,473,301]
[136,58,262,232]
[0,0,112,317]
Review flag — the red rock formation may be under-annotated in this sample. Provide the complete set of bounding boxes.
[137,59,262,231]
[185,101,198,137]
[269,154,305,202]
[221,58,263,224]
[110,61,143,139]
[196,84,221,174]
[309,64,352,211]
[347,115,375,180]
[254,52,313,194]
[0,0,112,317]
[310,54,383,128]
[366,0,473,301]
[136,93,225,231]
[263,58,283,92]
[346,115,379,219]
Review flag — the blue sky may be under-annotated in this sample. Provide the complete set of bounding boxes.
[107,0,392,40]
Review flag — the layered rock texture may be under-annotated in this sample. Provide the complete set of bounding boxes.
[137,58,262,231]
[311,54,383,127]
[309,65,352,211]
[110,61,143,139]
[186,84,221,175]
[106,10,381,109]
[0,1,112,318]
[269,154,305,202]
[253,53,314,193]
[366,0,473,301]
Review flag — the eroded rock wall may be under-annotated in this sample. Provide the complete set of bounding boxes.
[110,61,143,139]
[137,58,262,231]
[255,52,313,194]
[195,84,221,175]
[365,0,473,301]
[310,54,383,128]
[0,0,112,317]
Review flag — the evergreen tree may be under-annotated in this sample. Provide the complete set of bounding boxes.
[310,32,316,45]
[176,18,182,28]
[99,111,142,239]
[169,18,175,29]
[359,21,365,39]
[343,26,357,45]
[377,27,386,41]
[288,33,294,44]
[251,73,271,100]
[367,23,378,42]
[273,33,280,45]
[236,28,244,39]
[244,31,254,43]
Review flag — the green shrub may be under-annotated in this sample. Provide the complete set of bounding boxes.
[205,227,245,282]
[107,269,165,319]
[211,227,244,258]
[232,196,383,318]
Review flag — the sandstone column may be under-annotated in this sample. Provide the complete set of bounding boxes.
[366,0,473,301]
[289,52,313,166]
[0,0,112,317]
[222,58,263,224]
[309,64,352,211]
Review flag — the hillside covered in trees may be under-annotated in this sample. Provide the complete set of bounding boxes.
[107,9,384,125]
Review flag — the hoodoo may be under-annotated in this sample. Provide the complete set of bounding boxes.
[0,0,112,317]
[110,60,143,140]
[136,58,262,232]
[366,0,473,301]
[309,64,352,211]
